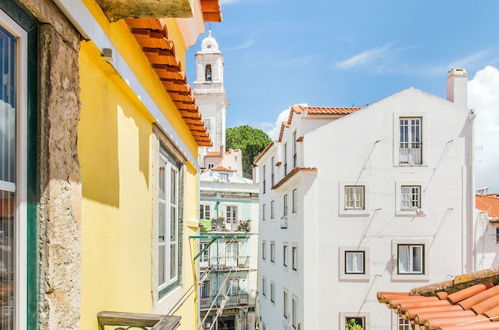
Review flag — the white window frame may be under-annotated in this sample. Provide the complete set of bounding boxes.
[292,130,297,168]
[226,205,238,229]
[199,242,210,268]
[270,200,275,219]
[339,246,370,281]
[339,181,370,216]
[292,188,297,213]
[262,240,266,261]
[271,156,275,186]
[262,203,266,221]
[199,203,211,220]
[219,172,229,182]
[201,280,210,299]
[227,278,239,296]
[283,194,288,217]
[284,142,288,175]
[395,180,426,216]
[158,151,180,290]
[340,312,371,330]
[401,185,421,210]
[0,10,28,328]
[392,312,412,330]
[291,295,298,329]
[292,244,298,271]
[392,239,430,280]
[261,277,267,297]
[283,288,289,319]
[270,281,275,303]
[283,243,289,268]
[399,117,422,165]
[393,112,429,167]
[263,164,266,194]
[226,241,239,268]
[270,241,276,263]
[344,185,365,210]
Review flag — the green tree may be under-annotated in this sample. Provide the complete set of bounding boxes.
[226,125,272,178]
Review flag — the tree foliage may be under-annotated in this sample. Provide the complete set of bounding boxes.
[226,125,272,178]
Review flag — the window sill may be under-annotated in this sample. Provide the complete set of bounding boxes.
[339,209,371,217]
[392,273,429,281]
[339,273,370,281]
[395,209,426,217]
[394,164,428,168]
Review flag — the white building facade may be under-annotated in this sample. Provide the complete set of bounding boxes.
[255,69,475,330]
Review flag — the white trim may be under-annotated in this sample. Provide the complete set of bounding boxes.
[393,111,430,167]
[391,238,431,281]
[0,9,28,329]
[395,180,427,216]
[339,246,370,281]
[339,312,371,330]
[52,0,199,169]
[0,180,16,192]
[338,181,370,216]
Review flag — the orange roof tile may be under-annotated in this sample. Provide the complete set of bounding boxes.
[200,0,223,22]
[125,18,212,147]
[378,268,499,329]
[206,151,222,157]
[211,165,234,172]
[476,194,499,221]
[252,142,274,165]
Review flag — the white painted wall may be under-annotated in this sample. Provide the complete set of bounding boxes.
[256,80,474,330]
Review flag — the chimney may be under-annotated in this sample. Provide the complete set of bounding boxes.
[447,68,468,107]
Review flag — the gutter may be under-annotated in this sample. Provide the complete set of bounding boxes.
[52,0,200,170]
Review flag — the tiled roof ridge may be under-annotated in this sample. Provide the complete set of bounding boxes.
[271,167,317,190]
[253,141,275,165]
[476,194,499,221]
[211,165,235,172]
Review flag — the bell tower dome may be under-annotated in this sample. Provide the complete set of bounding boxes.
[194,30,228,154]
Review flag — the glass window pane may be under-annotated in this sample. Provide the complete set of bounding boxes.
[170,244,176,280]
[398,245,410,273]
[158,246,166,285]
[170,169,176,204]
[158,202,166,241]
[345,251,364,274]
[412,245,423,273]
[170,206,176,241]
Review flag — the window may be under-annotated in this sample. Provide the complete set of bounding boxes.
[158,151,180,289]
[271,200,275,219]
[283,194,288,217]
[284,143,288,175]
[398,244,424,274]
[199,204,211,220]
[271,156,275,186]
[270,241,275,262]
[262,241,266,260]
[292,189,297,213]
[219,172,229,182]
[200,242,210,266]
[201,281,210,298]
[208,163,214,169]
[345,317,365,329]
[292,296,297,328]
[283,244,288,267]
[396,314,412,330]
[496,228,499,243]
[263,165,266,194]
[227,278,239,296]
[270,281,275,303]
[345,185,365,210]
[262,277,267,297]
[292,246,298,271]
[226,205,238,230]
[283,290,288,318]
[262,203,266,221]
[226,242,239,267]
[401,185,421,210]
[205,64,212,82]
[345,251,365,274]
[399,117,422,165]
[293,131,297,168]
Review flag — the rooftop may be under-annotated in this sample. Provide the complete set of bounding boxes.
[476,194,499,222]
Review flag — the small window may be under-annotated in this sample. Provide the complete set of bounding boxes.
[227,279,239,296]
[345,316,365,330]
[271,156,275,186]
[219,172,229,182]
[262,203,266,221]
[201,281,210,298]
[401,185,421,210]
[283,290,288,318]
[200,242,210,265]
[208,163,214,169]
[293,131,297,168]
[292,246,297,271]
[292,296,298,328]
[398,244,424,274]
[345,251,365,274]
[226,242,239,267]
[284,143,288,175]
[226,205,238,230]
[345,185,365,210]
[283,244,288,267]
[205,64,212,82]
[496,228,499,243]
[262,241,266,260]
[270,281,275,303]
[271,200,275,219]
[263,165,266,194]
[262,277,266,297]
[283,194,288,217]
[292,189,297,213]
[396,314,412,330]
[199,204,211,220]
[270,242,275,262]
[399,117,422,165]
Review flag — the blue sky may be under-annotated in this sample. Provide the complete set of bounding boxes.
[186,0,499,191]
[187,0,499,130]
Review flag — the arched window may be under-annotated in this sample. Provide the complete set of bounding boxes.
[205,64,212,82]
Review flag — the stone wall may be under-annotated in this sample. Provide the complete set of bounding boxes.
[16,0,82,328]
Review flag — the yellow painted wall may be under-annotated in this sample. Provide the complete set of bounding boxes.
[78,2,200,329]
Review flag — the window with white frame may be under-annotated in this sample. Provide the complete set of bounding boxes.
[270,241,275,262]
[293,131,297,168]
[271,156,275,186]
[283,194,288,217]
[262,241,266,260]
[263,165,266,194]
[291,296,297,328]
[344,185,365,210]
[271,200,275,219]
[158,150,180,290]
[283,289,288,318]
[226,242,239,267]
[292,189,297,213]
[200,242,210,267]
[199,204,211,220]
[226,205,238,229]
[270,281,275,303]
[396,314,412,330]
[262,277,267,297]
[399,117,422,165]
[292,246,297,271]
[201,281,210,298]
[345,251,365,274]
[397,244,424,274]
[283,244,288,267]
[401,185,421,210]
[227,278,239,296]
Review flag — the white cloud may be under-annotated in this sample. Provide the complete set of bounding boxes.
[469,65,499,192]
[335,43,394,70]
[266,108,291,140]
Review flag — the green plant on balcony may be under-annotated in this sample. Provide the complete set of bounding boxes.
[238,219,251,232]
[345,318,363,330]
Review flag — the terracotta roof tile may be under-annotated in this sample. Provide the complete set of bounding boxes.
[304,106,363,115]
[211,165,234,172]
[476,194,499,221]
[378,268,499,329]
[271,167,317,190]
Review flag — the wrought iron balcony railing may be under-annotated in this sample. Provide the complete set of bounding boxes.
[200,293,250,310]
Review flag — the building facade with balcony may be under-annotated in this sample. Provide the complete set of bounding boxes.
[254,69,475,330]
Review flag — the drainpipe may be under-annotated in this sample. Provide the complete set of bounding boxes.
[468,109,476,272]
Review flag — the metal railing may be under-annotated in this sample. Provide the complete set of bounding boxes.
[200,293,249,309]
[399,142,422,165]
[199,256,250,270]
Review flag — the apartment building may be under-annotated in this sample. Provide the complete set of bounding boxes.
[475,192,499,270]
[254,69,475,329]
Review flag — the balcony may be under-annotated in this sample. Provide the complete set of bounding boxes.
[97,311,180,330]
[200,256,250,270]
[200,218,251,233]
[399,142,422,165]
[200,293,249,310]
